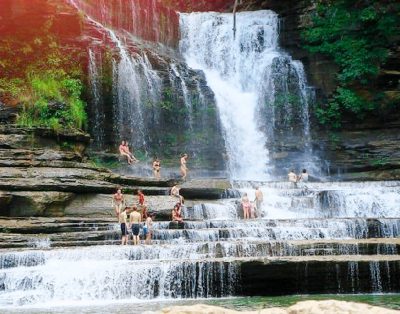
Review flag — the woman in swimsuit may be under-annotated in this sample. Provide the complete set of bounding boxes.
[152,158,161,179]
[180,154,188,180]
[172,204,183,222]
[241,193,252,219]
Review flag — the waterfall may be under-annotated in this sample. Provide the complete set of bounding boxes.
[179,11,318,180]
[88,48,105,147]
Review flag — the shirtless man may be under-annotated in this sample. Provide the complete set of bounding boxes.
[180,154,188,180]
[119,141,133,164]
[129,206,141,245]
[152,158,161,180]
[254,187,264,218]
[112,189,125,216]
[119,207,129,245]
[171,185,184,205]
[288,169,298,188]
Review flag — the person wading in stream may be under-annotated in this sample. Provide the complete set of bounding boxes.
[119,207,129,245]
[254,187,264,218]
[241,193,252,219]
[112,188,125,217]
[129,206,141,245]
[180,153,189,180]
[171,185,184,205]
[144,213,155,245]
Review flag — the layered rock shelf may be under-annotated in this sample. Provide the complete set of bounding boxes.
[0,125,234,217]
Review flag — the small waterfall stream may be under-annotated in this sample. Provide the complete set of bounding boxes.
[1,181,400,308]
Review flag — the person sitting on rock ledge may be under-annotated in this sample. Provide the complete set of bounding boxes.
[172,204,183,223]
[125,142,138,163]
[119,140,134,164]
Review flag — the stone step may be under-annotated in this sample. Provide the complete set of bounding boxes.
[239,255,400,295]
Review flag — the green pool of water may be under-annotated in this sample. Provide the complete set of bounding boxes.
[208,294,400,311]
[6,294,400,313]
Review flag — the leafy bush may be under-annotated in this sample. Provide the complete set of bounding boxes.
[302,0,400,127]
[16,75,87,131]
[0,11,87,132]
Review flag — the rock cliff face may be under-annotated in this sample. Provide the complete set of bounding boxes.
[236,0,400,179]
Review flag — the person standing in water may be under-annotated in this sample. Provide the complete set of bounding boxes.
[112,189,125,217]
[144,213,155,245]
[180,154,188,180]
[129,206,141,245]
[288,169,298,188]
[298,169,309,182]
[137,189,148,219]
[254,187,264,218]
[241,193,252,219]
[152,157,161,179]
[119,207,129,245]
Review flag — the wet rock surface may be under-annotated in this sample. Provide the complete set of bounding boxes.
[0,126,227,217]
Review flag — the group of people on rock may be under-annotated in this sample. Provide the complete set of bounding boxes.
[241,187,264,219]
[288,168,309,188]
[112,188,154,245]
[119,140,189,181]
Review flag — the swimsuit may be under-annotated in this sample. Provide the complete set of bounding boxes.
[120,223,127,235]
[131,224,140,236]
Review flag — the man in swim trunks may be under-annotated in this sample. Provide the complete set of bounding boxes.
[119,207,129,245]
[152,157,161,179]
[112,189,125,217]
[129,206,141,245]
[180,154,188,180]
[144,213,155,245]
[254,187,264,218]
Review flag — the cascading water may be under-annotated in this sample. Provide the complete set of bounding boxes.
[179,11,319,180]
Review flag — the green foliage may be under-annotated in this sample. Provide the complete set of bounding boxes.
[16,74,87,131]
[302,0,400,127]
[0,9,86,132]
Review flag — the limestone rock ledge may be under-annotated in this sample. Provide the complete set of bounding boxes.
[0,125,232,217]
